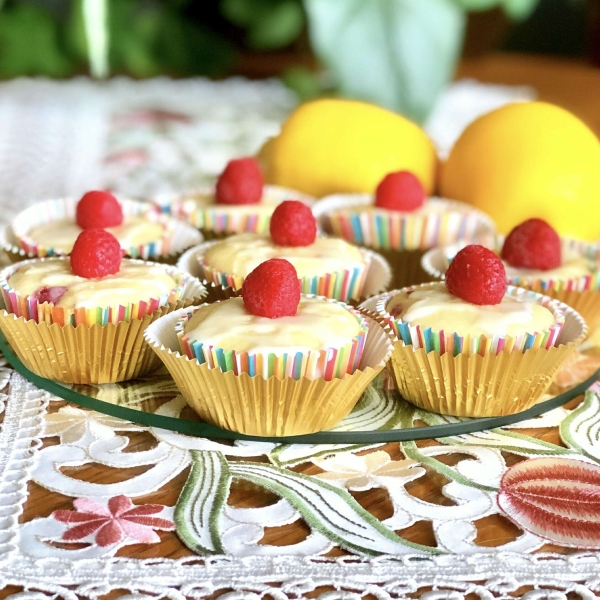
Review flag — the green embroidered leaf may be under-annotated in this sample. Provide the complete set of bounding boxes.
[230,461,439,555]
[560,391,600,464]
[304,0,466,123]
[417,410,573,457]
[175,450,230,554]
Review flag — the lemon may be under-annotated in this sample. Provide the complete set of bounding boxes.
[259,98,437,198]
[440,102,600,241]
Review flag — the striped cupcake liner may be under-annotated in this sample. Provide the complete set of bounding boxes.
[196,240,374,303]
[374,283,565,357]
[156,185,316,234]
[313,194,496,251]
[0,257,206,327]
[11,197,202,260]
[174,296,369,381]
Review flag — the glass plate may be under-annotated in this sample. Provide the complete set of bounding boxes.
[1,332,596,444]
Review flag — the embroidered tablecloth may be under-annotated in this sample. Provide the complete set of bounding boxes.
[3,77,600,599]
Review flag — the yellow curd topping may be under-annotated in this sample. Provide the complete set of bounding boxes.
[184,296,361,354]
[203,233,366,278]
[387,285,555,338]
[185,191,281,215]
[331,197,458,217]
[27,217,165,253]
[8,260,177,309]
[502,250,595,281]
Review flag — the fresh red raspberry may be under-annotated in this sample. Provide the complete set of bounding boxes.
[215,157,263,205]
[446,245,507,305]
[76,190,123,229]
[242,258,301,318]
[501,218,561,270]
[270,200,317,246]
[374,170,426,211]
[31,286,68,305]
[70,229,123,278]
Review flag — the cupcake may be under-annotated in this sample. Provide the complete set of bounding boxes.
[422,219,600,333]
[145,258,393,436]
[363,245,586,417]
[179,200,391,304]
[159,157,315,240]
[9,190,202,263]
[0,230,206,384]
[313,170,495,289]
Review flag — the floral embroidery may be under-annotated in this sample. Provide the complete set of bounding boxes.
[313,451,424,491]
[44,406,140,443]
[52,496,175,546]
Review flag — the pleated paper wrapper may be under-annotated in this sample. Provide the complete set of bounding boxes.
[10,197,202,263]
[0,261,207,384]
[144,308,393,436]
[157,185,316,239]
[175,298,368,381]
[363,284,587,417]
[313,194,496,289]
[422,238,600,333]
[189,239,391,303]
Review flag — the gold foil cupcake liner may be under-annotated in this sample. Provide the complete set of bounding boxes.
[144,309,393,436]
[177,240,392,303]
[157,184,316,236]
[0,263,207,384]
[10,197,202,262]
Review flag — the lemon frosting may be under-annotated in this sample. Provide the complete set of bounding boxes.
[26,217,165,253]
[8,259,177,308]
[502,250,595,281]
[387,285,556,338]
[183,190,281,215]
[183,296,362,354]
[203,233,367,278]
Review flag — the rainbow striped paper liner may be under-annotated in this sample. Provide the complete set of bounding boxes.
[174,296,369,382]
[156,185,316,235]
[375,283,565,358]
[11,197,202,261]
[0,257,205,327]
[197,239,374,303]
[422,238,600,333]
[144,308,393,436]
[312,194,496,251]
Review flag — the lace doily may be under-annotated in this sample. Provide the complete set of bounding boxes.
[3,76,600,599]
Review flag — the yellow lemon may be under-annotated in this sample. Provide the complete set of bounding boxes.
[440,101,600,241]
[259,98,437,198]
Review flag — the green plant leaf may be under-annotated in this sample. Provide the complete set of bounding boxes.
[230,461,439,554]
[304,0,466,123]
[501,0,540,21]
[221,0,257,26]
[247,0,305,50]
[175,450,230,555]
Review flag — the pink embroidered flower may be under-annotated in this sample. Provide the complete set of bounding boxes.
[498,457,600,548]
[52,495,174,547]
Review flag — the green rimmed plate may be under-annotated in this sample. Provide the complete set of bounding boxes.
[0,331,596,444]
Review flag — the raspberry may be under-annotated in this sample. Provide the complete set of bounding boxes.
[446,245,507,305]
[270,200,317,246]
[215,157,263,205]
[31,286,68,305]
[76,190,123,229]
[70,229,123,278]
[242,258,301,318]
[374,170,426,212]
[501,218,561,270]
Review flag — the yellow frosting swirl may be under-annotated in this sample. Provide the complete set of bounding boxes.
[203,233,366,278]
[8,259,177,309]
[183,190,281,216]
[183,296,361,354]
[503,250,595,281]
[26,217,165,253]
[387,285,556,338]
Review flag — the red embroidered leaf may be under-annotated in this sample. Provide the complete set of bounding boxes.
[95,519,124,547]
[61,519,108,541]
[107,495,134,517]
[52,511,106,524]
[123,515,175,530]
[498,457,600,548]
[121,504,165,517]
